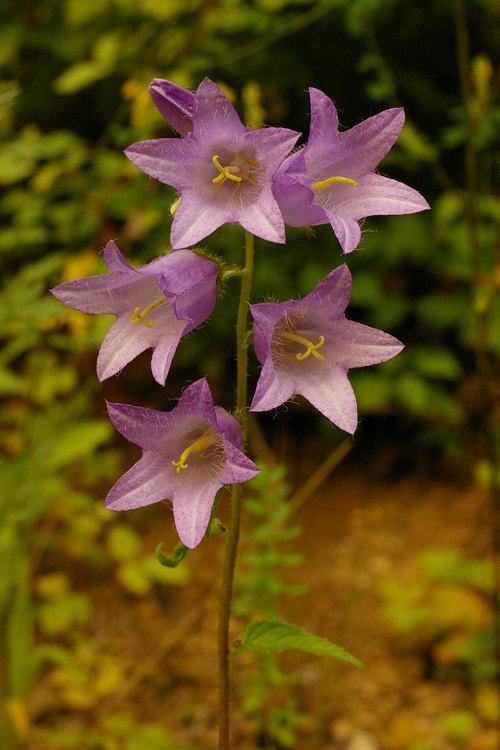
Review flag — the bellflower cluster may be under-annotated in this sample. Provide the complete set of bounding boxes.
[52,76,429,550]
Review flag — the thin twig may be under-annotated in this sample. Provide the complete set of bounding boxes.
[289,439,353,516]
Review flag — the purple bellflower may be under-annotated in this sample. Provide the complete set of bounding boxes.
[273,88,430,253]
[149,78,195,136]
[250,264,404,434]
[105,378,259,548]
[125,78,300,248]
[51,241,218,385]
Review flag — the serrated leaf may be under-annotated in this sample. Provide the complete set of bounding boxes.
[240,619,364,671]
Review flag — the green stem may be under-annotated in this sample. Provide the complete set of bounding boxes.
[218,230,255,750]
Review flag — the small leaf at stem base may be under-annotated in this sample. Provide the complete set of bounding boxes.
[156,541,188,568]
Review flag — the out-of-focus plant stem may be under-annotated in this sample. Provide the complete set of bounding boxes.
[453,0,500,688]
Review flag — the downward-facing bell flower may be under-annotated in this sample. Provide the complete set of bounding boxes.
[125,78,300,248]
[51,241,218,385]
[250,264,404,434]
[273,88,430,253]
[105,378,260,548]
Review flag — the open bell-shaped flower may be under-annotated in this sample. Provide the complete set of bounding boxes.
[273,88,430,253]
[105,378,260,548]
[125,78,300,248]
[51,241,218,385]
[250,264,404,434]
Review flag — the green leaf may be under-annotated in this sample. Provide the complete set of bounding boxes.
[46,420,112,470]
[239,619,364,672]
[53,60,112,95]
[156,541,188,568]
[141,556,188,585]
[116,562,151,596]
[106,524,141,562]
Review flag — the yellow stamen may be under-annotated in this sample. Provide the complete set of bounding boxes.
[212,154,242,185]
[130,298,165,328]
[283,332,326,361]
[170,196,181,216]
[172,432,214,473]
[311,176,358,191]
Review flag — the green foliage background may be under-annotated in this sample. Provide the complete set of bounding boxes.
[1,0,498,458]
[0,0,498,747]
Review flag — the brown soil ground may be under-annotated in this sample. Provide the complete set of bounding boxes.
[31,446,498,750]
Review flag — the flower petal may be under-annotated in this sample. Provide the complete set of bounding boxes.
[214,407,243,449]
[157,249,218,327]
[298,365,359,434]
[124,137,195,190]
[97,316,155,380]
[149,324,186,385]
[250,359,295,412]
[192,78,245,143]
[307,89,405,177]
[175,378,218,425]
[332,319,404,367]
[238,188,286,244]
[105,453,171,510]
[219,437,260,484]
[170,197,227,250]
[106,402,175,451]
[171,480,220,549]
[323,173,430,221]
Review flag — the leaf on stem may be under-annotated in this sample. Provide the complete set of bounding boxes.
[156,541,188,568]
[238,619,364,672]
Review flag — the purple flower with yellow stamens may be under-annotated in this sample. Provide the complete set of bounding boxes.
[105,378,259,548]
[250,264,404,434]
[51,241,218,385]
[149,78,195,136]
[273,88,430,253]
[125,78,300,248]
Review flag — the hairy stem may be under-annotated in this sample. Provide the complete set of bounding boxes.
[218,230,255,750]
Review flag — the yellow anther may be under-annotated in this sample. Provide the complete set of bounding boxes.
[311,176,358,191]
[283,332,326,361]
[130,298,165,328]
[172,432,214,473]
[170,196,181,216]
[212,154,242,185]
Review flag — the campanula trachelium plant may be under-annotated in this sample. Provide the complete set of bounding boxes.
[51,76,429,750]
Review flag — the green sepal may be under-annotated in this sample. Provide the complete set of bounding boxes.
[207,517,228,540]
[204,488,224,540]
[236,619,364,672]
[155,541,188,568]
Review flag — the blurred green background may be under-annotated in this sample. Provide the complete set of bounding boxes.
[0,0,498,748]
